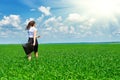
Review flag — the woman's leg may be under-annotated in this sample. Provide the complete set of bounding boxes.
[27,53,31,61]
[34,40,38,58]
[34,52,38,58]
[27,38,33,61]
[34,46,38,58]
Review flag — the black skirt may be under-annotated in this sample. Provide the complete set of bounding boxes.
[28,38,38,53]
[22,42,34,55]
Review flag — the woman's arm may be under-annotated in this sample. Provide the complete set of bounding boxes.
[33,30,37,46]
[37,35,40,38]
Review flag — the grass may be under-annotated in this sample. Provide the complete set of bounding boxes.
[0,44,120,80]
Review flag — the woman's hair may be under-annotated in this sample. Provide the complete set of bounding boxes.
[26,21,35,30]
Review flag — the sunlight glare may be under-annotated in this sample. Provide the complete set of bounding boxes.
[71,0,120,17]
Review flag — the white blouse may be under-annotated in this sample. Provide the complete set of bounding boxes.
[28,27,37,38]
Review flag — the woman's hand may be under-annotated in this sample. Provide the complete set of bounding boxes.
[37,36,40,38]
[33,42,35,46]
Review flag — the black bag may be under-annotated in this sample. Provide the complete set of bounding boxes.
[22,43,33,55]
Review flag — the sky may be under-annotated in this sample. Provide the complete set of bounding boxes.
[0,0,120,44]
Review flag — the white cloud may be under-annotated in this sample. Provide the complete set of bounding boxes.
[67,13,85,22]
[59,26,69,33]
[86,18,96,26]
[0,32,8,37]
[66,13,97,37]
[114,33,120,37]
[95,31,104,36]
[44,16,63,27]
[42,15,93,37]
[46,27,52,31]
[41,13,115,41]
[69,26,75,34]
[0,15,22,30]
[41,16,74,38]
[36,14,44,22]
[43,16,77,35]
[57,16,62,21]
[84,31,92,36]
[42,16,62,35]
[44,17,55,27]
[38,6,51,16]
[0,30,13,38]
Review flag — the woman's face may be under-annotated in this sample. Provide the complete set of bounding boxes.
[33,23,36,27]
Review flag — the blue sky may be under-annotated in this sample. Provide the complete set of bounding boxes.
[0,0,120,44]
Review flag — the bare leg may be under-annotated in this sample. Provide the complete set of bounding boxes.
[27,53,31,61]
[34,52,38,58]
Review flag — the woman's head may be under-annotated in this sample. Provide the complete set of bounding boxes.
[26,21,36,30]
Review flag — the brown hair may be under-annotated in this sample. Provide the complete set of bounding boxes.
[26,21,35,30]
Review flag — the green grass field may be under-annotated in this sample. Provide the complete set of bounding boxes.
[0,44,120,80]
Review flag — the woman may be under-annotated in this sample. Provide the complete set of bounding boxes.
[26,21,39,61]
